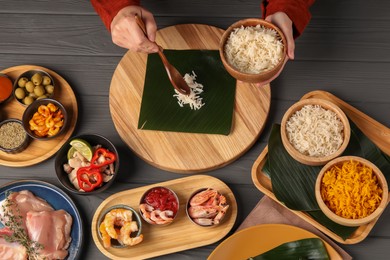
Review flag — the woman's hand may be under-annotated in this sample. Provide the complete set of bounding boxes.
[110,6,159,53]
[265,12,295,60]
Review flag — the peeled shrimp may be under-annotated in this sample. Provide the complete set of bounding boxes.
[99,222,111,249]
[103,209,133,239]
[119,221,143,246]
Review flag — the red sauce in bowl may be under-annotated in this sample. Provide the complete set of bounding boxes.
[0,75,13,103]
[143,187,178,215]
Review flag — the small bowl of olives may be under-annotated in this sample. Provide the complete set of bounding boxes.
[13,69,55,106]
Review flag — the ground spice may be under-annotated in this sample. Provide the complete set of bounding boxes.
[0,75,13,102]
[0,122,27,149]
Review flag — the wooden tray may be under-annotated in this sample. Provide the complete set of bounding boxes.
[0,65,78,167]
[91,175,237,260]
[109,24,271,173]
[252,90,390,244]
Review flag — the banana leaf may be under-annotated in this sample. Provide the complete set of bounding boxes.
[248,238,329,260]
[138,50,236,135]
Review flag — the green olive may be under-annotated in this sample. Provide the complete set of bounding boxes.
[23,96,34,105]
[42,75,51,85]
[28,92,37,98]
[34,85,45,96]
[25,81,35,92]
[45,84,54,94]
[17,77,29,88]
[15,88,26,99]
[31,73,43,85]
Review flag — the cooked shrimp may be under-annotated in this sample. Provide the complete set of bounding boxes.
[99,222,111,249]
[189,189,218,206]
[103,209,133,239]
[159,210,174,221]
[119,221,143,246]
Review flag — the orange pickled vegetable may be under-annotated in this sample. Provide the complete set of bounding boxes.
[0,75,13,102]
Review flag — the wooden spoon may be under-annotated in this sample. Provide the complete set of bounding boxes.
[134,15,191,95]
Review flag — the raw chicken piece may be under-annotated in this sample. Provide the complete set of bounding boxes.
[26,210,73,260]
[0,190,54,230]
[0,237,27,260]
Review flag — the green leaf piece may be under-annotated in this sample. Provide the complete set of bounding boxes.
[268,124,320,211]
[248,238,329,260]
[138,50,236,135]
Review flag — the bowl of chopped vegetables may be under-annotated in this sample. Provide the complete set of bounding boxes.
[0,118,30,154]
[280,98,350,166]
[219,18,287,84]
[54,134,119,195]
[315,156,388,227]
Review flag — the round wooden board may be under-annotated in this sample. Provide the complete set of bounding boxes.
[109,24,271,173]
[0,65,78,167]
[91,175,237,260]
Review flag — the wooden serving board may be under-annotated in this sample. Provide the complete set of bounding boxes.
[252,90,390,244]
[109,24,271,173]
[0,65,78,167]
[91,175,237,260]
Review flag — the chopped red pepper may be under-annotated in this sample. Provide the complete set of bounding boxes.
[90,148,116,168]
[77,167,103,192]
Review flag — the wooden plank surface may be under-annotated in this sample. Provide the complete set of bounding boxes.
[0,0,389,259]
[110,24,271,173]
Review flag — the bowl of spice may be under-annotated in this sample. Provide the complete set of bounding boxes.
[219,18,287,84]
[315,156,388,227]
[0,119,30,154]
[280,98,350,166]
[0,73,13,105]
[139,186,179,226]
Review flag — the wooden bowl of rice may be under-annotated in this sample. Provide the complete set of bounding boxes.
[219,18,287,84]
[280,98,351,166]
[315,156,388,227]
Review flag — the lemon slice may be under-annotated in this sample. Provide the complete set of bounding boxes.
[69,138,93,161]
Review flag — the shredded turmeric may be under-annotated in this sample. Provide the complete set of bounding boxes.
[321,160,383,219]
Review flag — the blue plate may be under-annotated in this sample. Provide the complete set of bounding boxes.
[0,180,83,260]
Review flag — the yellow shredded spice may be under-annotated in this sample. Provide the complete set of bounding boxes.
[320,160,383,219]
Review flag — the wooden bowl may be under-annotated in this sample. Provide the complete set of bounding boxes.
[219,18,287,84]
[281,98,350,166]
[315,156,388,227]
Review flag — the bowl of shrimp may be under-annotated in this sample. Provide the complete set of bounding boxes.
[97,205,143,249]
[186,188,230,227]
[138,186,179,226]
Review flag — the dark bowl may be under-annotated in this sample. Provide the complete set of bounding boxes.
[13,69,55,106]
[0,73,14,105]
[139,186,179,226]
[22,98,68,140]
[0,118,30,154]
[54,134,120,195]
[97,205,142,248]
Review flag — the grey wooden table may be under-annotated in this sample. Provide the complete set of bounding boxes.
[0,0,389,259]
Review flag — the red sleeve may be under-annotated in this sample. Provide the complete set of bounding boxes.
[90,0,140,31]
[262,0,315,38]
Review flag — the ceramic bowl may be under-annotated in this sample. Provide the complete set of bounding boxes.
[0,118,30,154]
[0,73,14,105]
[13,69,55,106]
[22,98,68,140]
[315,156,388,227]
[139,186,179,226]
[54,134,119,195]
[186,188,229,227]
[219,18,287,84]
[97,205,142,248]
[280,98,351,166]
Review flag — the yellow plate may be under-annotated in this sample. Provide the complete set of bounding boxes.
[208,224,342,260]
